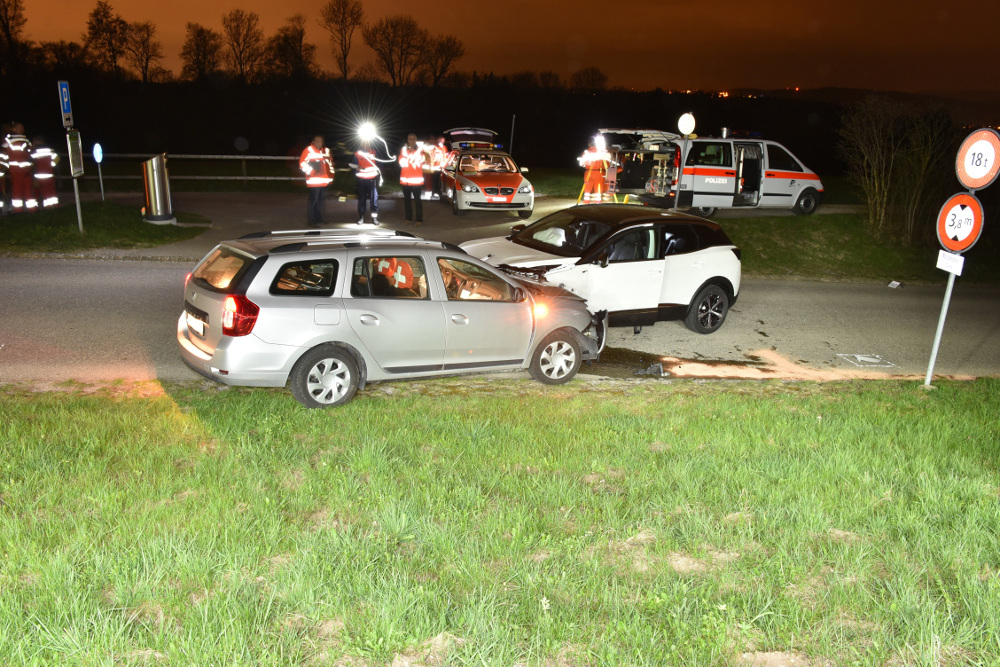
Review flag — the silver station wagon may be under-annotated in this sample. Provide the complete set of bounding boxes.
[178,229,605,407]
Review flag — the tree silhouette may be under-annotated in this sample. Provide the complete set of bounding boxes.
[318,0,363,81]
[180,22,223,82]
[221,8,264,83]
[265,15,317,79]
[362,15,427,87]
[422,34,464,87]
[125,20,164,83]
[0,0,27,76]
[84,0,129,77]
[570,66,607,91]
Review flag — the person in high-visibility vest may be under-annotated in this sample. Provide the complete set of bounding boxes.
[31,137,60,208]
[299,135,334,227]
[2,123,36,212]
[578,136,610,204]
[422,135,446,201]
[398,133,425,226]
[351,141,380,226]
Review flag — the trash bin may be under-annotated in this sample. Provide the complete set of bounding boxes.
[141,153,175,224]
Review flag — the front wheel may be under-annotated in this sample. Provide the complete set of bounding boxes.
[793,188,819,215]
[452,192,465,216]
[695,206,717,218]
[529,331,582,384]
[289,345,359,408]
[685,284,729,334]
[518,209,533,220]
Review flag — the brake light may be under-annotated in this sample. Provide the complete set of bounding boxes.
[222,295,259,336]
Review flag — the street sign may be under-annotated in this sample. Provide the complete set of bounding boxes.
[58,80,74,128]
[936,192,984,253]
[66,130,84,178]
[956,128,1000,191]
[936,250,965,276]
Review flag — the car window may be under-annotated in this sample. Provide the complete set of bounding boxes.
[459,153,516,173]
[687,142,732,167]
[438,258,515,302]
[270,260,338,296]
[766,144,803,172]
[351,256,427,299]
[191,246,253,293]
[661,225,698,257]
[605,228,656,263]
[516,210,614,256]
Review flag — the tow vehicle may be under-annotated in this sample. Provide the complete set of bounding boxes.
[598,128,824,217]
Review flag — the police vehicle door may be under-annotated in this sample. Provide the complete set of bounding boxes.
[760,142,807,208]
[683,140,736,211]
[732,142,763,207]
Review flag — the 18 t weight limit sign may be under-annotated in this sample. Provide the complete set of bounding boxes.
[956,128,1000,191]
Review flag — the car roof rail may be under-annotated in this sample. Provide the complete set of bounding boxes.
[240,228,417,241]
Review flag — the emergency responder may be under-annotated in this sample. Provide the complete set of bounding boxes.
[299,135,334,227]
[422,135,446,200]
[350,141,380,225]
[578,136,609,204]
[398,133,425,226]
[31,137,60,208]
[2,123,36,212]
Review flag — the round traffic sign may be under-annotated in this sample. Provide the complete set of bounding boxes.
[955,128,1000,191]
[936,192,984,253]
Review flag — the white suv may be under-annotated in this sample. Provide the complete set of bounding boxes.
[178,229,604,407]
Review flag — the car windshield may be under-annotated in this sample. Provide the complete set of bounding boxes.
[511,209,615,257]
[458,153,517,173]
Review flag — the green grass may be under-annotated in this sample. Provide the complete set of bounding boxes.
[0,201,205,253]
[1,378,998,665]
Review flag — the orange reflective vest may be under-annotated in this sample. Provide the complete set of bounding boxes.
[299,145,333,187]
[398,146,425,186]
[355,150,379,180]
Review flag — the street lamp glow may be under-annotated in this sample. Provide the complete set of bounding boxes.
[358,122,377,142]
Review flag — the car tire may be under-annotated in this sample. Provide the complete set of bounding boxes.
[685,284,729,334]
[289,345,359,408]
[695,206,717,217]
[452,192,465,216]
[518,209,532,220]
[529,331,581,385]
[793,188,819,215]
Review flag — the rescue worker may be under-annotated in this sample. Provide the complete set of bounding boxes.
[299,135,334,227]
[578,136,610,204]
[350,141,380,225]
[422,135,446,200]
[31,137,60,208]
[2,123,36,212]
[398,133,425,226]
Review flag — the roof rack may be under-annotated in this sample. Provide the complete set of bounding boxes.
[240,228,417,241]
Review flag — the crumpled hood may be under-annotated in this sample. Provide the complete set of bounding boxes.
[460,237,573,268]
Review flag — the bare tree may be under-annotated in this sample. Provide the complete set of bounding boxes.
[84,0,130,76]
[318,0,363,80]
[570,66,607,91]
[892,108,957,244]
[421,34,463,87]
[362,15,427,87]
[221,8,264,83]
[180,22,223,81]
[538,70,562,89]
[265,14,317,79]
[125,20,164,83]
[37,40,88,74]
[0,0,27,75]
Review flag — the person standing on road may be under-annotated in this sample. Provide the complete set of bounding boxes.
[299,135,334,227]
[578,136,609,204]
[2,123,36,213]
[398,133,425,226]
[351,141,380,226]
[31,137,60,208]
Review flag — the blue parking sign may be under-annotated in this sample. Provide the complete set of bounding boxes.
[58,80,73,128]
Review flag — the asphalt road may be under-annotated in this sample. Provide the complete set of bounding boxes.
[1,191,998,384]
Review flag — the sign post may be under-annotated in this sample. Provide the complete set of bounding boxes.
[58,80,85,234]
[673,113,695,211]
[923,129,997,386]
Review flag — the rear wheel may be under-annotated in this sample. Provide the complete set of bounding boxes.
[529,331,581,384]
[695,206,717,217]
[289,345,359,408]
[685,284,729,334]
[793,188,819,215]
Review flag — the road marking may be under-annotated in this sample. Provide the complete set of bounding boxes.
[837,354,897,368]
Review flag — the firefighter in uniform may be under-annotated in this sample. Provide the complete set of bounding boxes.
[578,137,610,204]
[351,142,380,225]
[398,133,425,226]
[3,123,36,212]
[299,135,334,227]
[31,137,60,208]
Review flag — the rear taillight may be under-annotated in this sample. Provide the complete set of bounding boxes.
[222,295,259,336]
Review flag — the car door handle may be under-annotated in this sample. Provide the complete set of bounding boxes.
[765,172,777,177]
[724,170,736,176]
[359,314,380,326]
[451,314,469,325]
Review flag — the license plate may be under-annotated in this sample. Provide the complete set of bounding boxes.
[186,312,205,335]
[489,196,506,202]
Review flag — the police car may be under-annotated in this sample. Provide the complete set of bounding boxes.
[441,127,534,219]
[600,128,824,217]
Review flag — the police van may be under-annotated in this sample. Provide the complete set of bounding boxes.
[599,128,824,217]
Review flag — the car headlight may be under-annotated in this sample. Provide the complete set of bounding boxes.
[461,183,480,193]
[518,183,533,194]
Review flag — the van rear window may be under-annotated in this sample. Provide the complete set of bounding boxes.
[192,247,253,292]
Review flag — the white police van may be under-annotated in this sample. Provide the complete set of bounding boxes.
[600,128,824,217]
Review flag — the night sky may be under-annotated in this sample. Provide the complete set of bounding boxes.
[24,0,1000,96]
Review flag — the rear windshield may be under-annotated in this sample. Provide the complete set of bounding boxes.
[191,246,254,293]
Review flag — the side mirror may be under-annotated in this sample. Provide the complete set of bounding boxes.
[596,251,610,268]
[513,286,528,303]
[520,166,529,174]
[510,224,526,235]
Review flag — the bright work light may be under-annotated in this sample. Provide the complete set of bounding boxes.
[358,122,377,142]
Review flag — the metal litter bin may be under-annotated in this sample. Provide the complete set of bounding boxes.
[142,153,175,224]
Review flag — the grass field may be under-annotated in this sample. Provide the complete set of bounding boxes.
[2,378,999,665]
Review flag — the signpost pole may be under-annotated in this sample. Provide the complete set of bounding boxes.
[924,272,956,386]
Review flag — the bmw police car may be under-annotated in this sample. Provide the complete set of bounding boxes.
[441,127,534,219]
[600,128,824,217]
